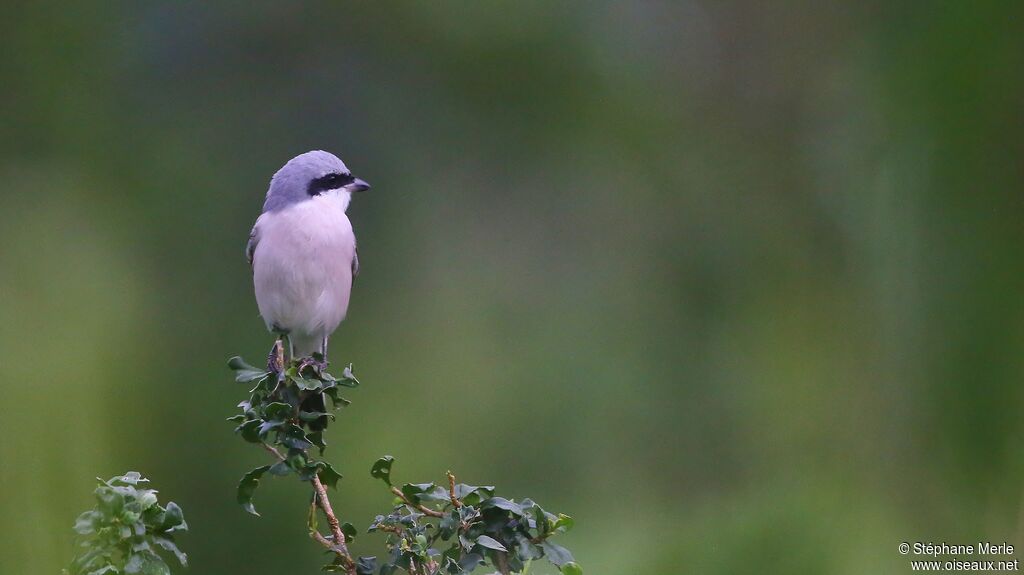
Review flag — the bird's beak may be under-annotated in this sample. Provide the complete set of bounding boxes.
[345,178,371,193]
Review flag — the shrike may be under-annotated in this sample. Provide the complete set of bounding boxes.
[246,150,370,359]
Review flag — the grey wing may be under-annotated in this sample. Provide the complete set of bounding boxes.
[351,247,360,283]
[246,225,259,267]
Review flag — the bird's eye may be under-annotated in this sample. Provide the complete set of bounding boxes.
[308,172,355,196]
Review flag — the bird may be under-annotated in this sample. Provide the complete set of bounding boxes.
[246,150,370,361]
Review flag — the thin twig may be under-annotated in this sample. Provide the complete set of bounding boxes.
[261,443,285,461]
[312,473,355,573]
[311,529,335,550]
[390,486,444,517]
[376,523,403,535]
[261,443,355,574]
[446,471,461,508]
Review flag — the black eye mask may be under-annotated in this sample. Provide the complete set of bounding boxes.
[307,172,355,196]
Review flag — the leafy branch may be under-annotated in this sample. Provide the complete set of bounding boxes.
[228,339,583,575]
[365,456,581,575]
[65,472,188,575]
[229,339,360,574]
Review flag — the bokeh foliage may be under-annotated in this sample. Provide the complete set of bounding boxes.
[66,473,188,575]
[3,2,1024,574]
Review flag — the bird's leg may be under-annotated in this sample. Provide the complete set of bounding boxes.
[281,332,294,363]
[316,337,329,371]
[269,328,293,370]
[267,339,285,374]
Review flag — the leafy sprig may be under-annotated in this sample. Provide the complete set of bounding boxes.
[227,349,356,516]
[65,472,188,575]
[228,341,360,574]
[228,341,582,575]
[364,456,582,575]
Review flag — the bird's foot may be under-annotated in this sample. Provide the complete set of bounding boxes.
[267,339,285,374]
[297,354,329,376]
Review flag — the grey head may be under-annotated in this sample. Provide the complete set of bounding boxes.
[262,150,371,213]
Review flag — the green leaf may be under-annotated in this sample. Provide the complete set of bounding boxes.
[355,556,377,575]
[258,419,284,436]
[131,520,147,537]
[534,506,550,535]
[308,430,327,453]
[124,552,170,575]
[136,490,158,510]
[73,511,97,535]
[458,552,484,572]
[561,562,583,575]
[236,419,262,443]
[455,484,494,506]
[317,462,343,489]
[299,410,335,423]
[338,364,360,387]
[292,376,322,391]
[152,536,188,567]
[263,402,293,420]
[400,483,436,505]
[237,465,272,516]
[340,521,358,542]
[553,513,574,533]
[475,535,508,552]
[160,502,186,532]
[288,453,309,475]
[541,541,574,567]
[414,533,429,553]
[416,484,451,503]
[228,356,268,383]
[250,374,275,394]
[517,536,543,561]
[323,387,351,408]
[268,461,292,476]
[483,497,524,516]
[113,472,147,485]
[371,456,394,486]
[281,424,313,450]
[96,487,125,515]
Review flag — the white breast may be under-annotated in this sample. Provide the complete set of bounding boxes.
[251,192,355,356]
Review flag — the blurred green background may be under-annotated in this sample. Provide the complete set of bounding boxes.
[2,2,1024,573]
